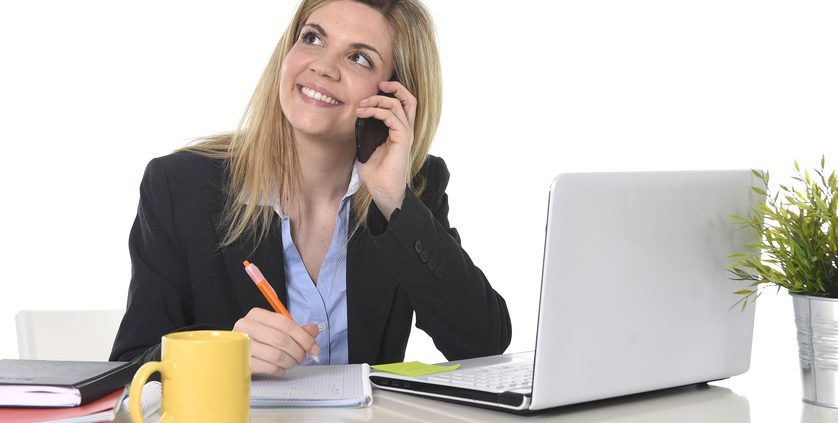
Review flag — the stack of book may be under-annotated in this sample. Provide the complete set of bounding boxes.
[0,360,152,423]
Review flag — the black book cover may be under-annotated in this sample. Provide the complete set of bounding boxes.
[0,360,139,407]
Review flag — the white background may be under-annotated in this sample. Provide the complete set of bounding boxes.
[0,1,836,420]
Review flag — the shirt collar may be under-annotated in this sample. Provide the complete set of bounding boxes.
[275,160,360,220]
[344,159,361,200]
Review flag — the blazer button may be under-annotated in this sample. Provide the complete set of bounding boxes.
[420,250,430,263]
[414,240,423,254]
[428,258,438,270]
[434,267,446,279]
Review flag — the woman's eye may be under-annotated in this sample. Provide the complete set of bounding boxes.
[350,52,373,69]
[300,31,323,46]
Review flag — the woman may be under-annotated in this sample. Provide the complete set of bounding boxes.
[110,0,511,375]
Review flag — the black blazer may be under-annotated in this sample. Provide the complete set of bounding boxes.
[110,152,512,365]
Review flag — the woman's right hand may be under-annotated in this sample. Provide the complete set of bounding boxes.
[233,307,320,376]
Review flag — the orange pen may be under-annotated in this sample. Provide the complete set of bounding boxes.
[243,260,290,317]
[242,260,320,364]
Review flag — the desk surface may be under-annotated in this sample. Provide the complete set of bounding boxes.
[145,381,838,423]
[143,295,836,422]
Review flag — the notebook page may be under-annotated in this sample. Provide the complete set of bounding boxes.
[251,364,372,407]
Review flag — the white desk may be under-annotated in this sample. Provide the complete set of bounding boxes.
[145,381,838,422]
[254,385,745,422]
[144,295,837,422]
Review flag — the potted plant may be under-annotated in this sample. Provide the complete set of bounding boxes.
[729,156,838,408]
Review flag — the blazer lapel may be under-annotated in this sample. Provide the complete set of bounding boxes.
[213,211,288,315]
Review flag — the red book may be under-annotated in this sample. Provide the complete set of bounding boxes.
[0,388,123,423]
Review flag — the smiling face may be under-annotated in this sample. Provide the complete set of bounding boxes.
[279,0,395,144]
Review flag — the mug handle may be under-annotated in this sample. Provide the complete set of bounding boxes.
[129,361,167,423]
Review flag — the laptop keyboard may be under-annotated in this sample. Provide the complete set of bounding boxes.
[424,361,534,392]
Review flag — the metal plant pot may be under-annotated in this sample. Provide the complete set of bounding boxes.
[792,294,838,408]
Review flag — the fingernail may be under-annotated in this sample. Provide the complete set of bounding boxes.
[312,345,321,355]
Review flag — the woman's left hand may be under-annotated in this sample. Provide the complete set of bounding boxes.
[356,80,417,221]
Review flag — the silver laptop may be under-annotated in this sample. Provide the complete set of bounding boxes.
[370,170,760,412]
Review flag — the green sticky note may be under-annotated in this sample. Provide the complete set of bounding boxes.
[371,361,461,377]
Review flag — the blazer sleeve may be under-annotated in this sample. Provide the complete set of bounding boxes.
[366,156,512,360]
[109,158,216,364]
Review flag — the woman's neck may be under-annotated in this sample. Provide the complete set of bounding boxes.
[292,131,356,209]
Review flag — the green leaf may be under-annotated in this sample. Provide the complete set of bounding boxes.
[816,196,828,211]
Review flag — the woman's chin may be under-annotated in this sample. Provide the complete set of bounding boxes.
[291,125,355,144]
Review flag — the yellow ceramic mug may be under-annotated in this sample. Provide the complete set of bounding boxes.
[129,330,251,423]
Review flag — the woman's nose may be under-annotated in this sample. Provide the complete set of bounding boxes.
[309,56,339,80]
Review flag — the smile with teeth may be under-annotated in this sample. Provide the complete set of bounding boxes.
[300,86,341,105]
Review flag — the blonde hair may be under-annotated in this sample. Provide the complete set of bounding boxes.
[183,0,442,248]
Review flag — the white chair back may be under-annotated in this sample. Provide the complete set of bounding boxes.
[15,310,125,361]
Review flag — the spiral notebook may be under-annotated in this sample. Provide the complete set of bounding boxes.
[251,364,372,408]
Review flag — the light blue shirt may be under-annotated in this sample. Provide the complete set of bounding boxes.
[274,163,360,365]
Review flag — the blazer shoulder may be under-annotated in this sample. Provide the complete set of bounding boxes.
[144,151,225,190]
[140,151,227,213]
[417,154,450,188]
[147,151,223,177]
